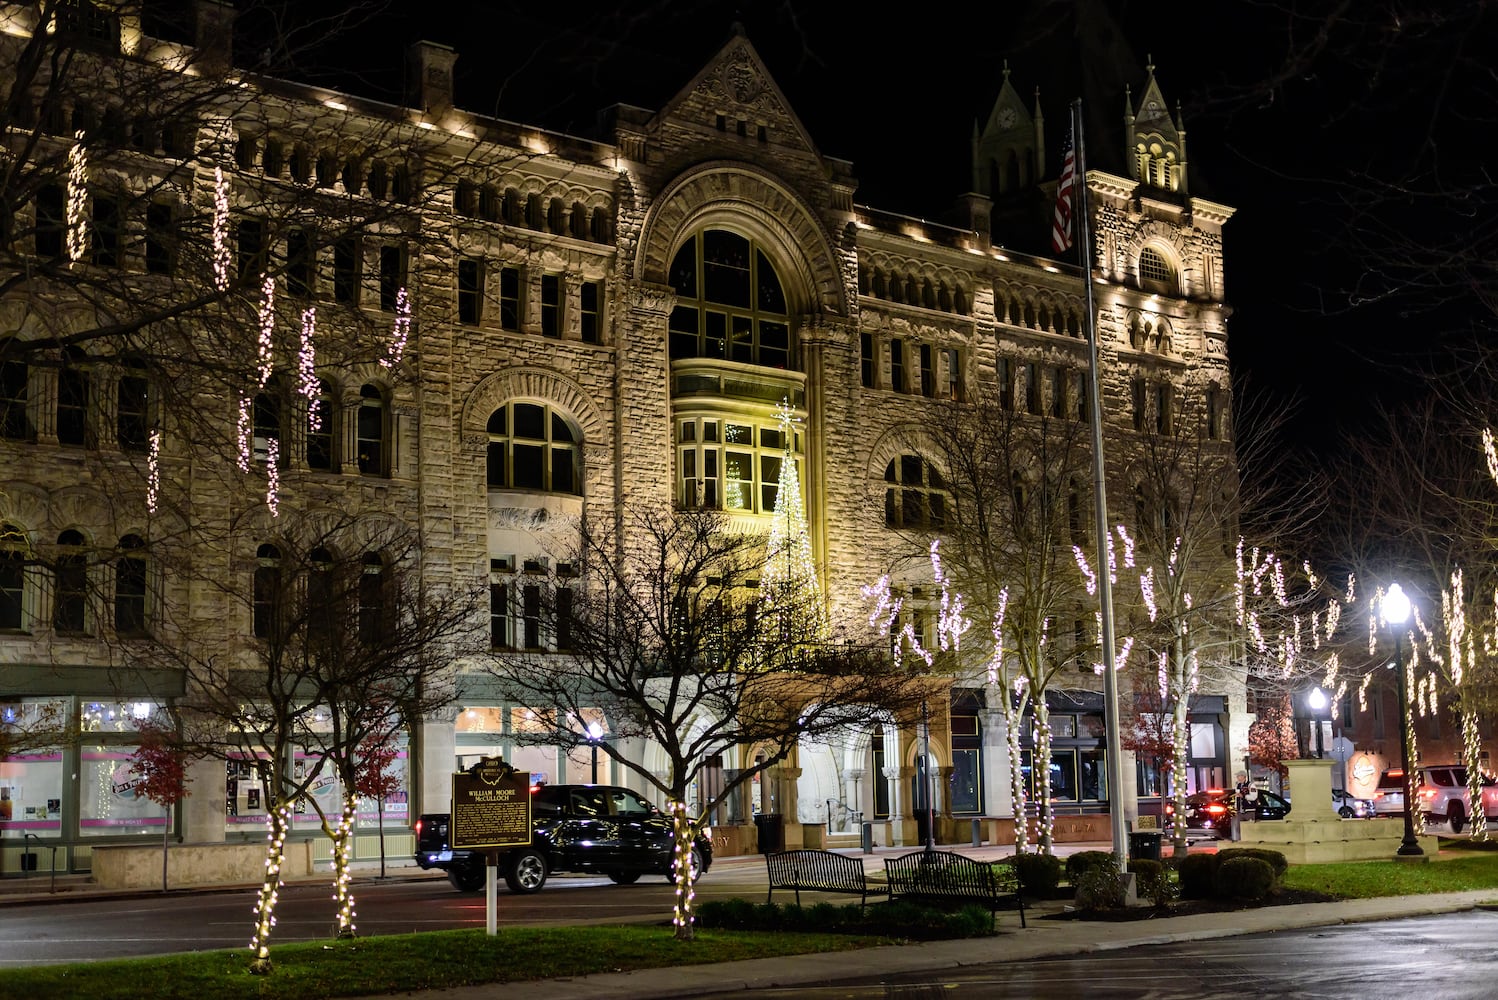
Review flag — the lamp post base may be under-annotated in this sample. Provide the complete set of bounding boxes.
[1396,838,1426,857]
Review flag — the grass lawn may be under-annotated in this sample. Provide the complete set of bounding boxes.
[1283,842,1498,898]
[0,925,891,1000]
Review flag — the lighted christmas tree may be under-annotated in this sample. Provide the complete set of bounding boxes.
[760,398,826,656]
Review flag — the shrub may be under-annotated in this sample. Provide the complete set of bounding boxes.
[1073,865,1128,910]
[1216,847,1288,881]
[697,897,756,928]
[1127,858,1177,908]
[1216,856,1275,900]
[695,897,996,939]
[1177,852,1219,899]
[1065,850,1118,884]
[1008,852,1063,895]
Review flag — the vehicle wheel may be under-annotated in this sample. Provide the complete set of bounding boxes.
[1339,806,1354,819]
[607,870,641,885]
[504,850,548,894]
[1449,804,1467,834]
[447,863,485,893]
[670,846,705,883]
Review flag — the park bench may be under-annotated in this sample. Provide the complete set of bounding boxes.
[765,849,887,908]
[884,849,1026,929]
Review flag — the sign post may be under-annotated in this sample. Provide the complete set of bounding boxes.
[450,757,532,936]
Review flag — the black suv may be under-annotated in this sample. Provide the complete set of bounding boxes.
[415,783,713,893]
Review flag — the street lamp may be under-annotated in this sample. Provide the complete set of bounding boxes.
[587,721,603,784]
[1384,583,1423,858]
[1307,686,1328,759]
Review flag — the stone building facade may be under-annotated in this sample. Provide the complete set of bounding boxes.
[0,4,1242,871]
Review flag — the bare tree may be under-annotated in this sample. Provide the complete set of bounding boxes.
[484,504,926,941]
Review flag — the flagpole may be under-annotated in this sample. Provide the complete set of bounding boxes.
[1072,98,1129,869]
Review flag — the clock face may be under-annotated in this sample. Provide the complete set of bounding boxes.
[997,108,1017,128]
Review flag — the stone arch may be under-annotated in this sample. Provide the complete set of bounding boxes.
[462,366,607,448]
[49,485,113,537]
[866,423,947,487]
[634,162,847,317]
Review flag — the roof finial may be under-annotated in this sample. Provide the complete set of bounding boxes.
[1002,59,1011,81]
[1146,53,1156,75]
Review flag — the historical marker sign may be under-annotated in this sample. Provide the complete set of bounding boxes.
[450,757,532,850]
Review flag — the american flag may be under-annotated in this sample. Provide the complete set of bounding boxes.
[1051,125,1077,254]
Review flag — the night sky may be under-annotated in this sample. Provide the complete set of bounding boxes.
[251,0,1496,462]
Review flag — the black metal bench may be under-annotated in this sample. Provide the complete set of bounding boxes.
[884,849,1026,929]
[765,849,886,908]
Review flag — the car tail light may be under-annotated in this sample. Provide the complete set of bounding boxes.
[1419,788,1438,802]
[1163,803,1174,815]
[1206,804,1228,815]
[415,819,423,836]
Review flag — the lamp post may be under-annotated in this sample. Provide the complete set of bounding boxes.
[587,721,603,784]
[919,699,935,854]
[1384,583,1423,857]
[1307,686,1328,759]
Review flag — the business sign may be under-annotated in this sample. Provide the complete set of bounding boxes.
[450,757,532,850]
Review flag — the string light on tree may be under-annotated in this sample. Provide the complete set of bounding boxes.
[331,796,358,938]
[235,395,252,473]
[380,288,411,369]
[256,276,275,389]
[249,802,292,974]
[298,307,319,431]
[65,133,88,263]
[212,167,231,291]
[146,430,161,514]
[265,439,280,517]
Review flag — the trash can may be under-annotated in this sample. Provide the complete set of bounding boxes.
[1128,830,1163,862]
[754,813,784,854]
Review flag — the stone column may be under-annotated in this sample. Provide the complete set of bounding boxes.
[980,707,1012,817]
[414,707,459,816]
[182,756,226,844]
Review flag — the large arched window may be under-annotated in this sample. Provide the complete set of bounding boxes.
[0,357,29,441]
[667,229,792,369]
[884,455,946,529]
[252,543,281,639]
[53,529,88,633]
[486,402,580,494]
[1137,247,1174,294]
[114,533,147,635]
[0,523,26,630]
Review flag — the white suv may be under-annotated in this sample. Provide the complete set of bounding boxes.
[1375,765,1498,833]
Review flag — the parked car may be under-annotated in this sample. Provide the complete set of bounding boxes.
[1331,788,1373,819]
[1375,765,1498,833]
[1165,788,1291,838]
[415,783,713,893]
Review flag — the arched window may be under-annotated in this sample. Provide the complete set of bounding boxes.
[252,543,280,639]
[487,402,580,494]
[0,357,30,441]
[56,350,90,447]
[252,375,282,465]
[547,197,564,234]
[358,553,386,645]
[667,229,793,369]
[53,529,87,633]
[306,378,336,470]
[1138,247,1174,294]
[0,523,25,630]
[114,534,147,635]
[356,384,387,476]
[884,455,946,529]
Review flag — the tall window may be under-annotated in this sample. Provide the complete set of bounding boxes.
[580,280,601,343]
[56,353,89,446]
[486,402,580,494]
[1131,377,1147,431]
[306,547,335,641]
[145,202,175,275]
[884,455,947,529]
[356,384,387,476]
[1049,366,1066,419]
[945,348,962,401]
[359,553,385,645]
[306,379,335,470]
[997,357,1014,411]
[1138,247,1174,293]
[0,523,25,630]
[90,194,122,266]
[286,227,315,298]
[540,274,561,337]
[35,184,64,259]
[117,366,149,452]
[2,359,30,440]
[890,339,906,393]
[458,257,483,324]
[860,334,874,388]
[53,529,87,633]
[499,266,521,331]
[114,534,146,635]
[1206,384,1223,440]
[1154,383,1173,435]
[490,579,510,648]
[252,376,282,464]
[678,417,797,513]
[667,229,792,369]
[522,582,542,649]
[1072,371,1090,422]
[237,218,266,279]
[378,245,405,311]
[918,344,934,397]
[252,543,280,639]
[333,235,360,304]
[1024,362,1041,415]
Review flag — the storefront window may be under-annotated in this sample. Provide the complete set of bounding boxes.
[1049,750,1078,801]
[80,699,167,733]
[357,749,409,829]
[950,748,981,813]
[226,754,270,831]
[1079,748,1107,801]
[0,749,63,837]
[79,747,165,836]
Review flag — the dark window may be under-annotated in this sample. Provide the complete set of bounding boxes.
[890,339,906,393]
[556,587,572,650]
[286,227,314,298]
[919,344,934,397]
[91,195,121,266]
[1154,383,1172,434]
[1132,378,1147,432]
[306,547,335,641]
[252,377,281,464]
[378,245,405,311]
[486,402,579,494]
[0,524,24,630]
[885,455,946,529]
[145,202,174,275]
[358,554,385,645]
[35,184,64,259]
[117,369,149,452]
[458,257,483,324]
[237,218,266,279]
[1206,385,1222,440]
[114,534,146,635]
[306,380,335,470]
[333,236,360,304]
[997,358,1014,411]
[523,583,541,648]
[1073,371,1090,422]
[860,334,874,388]
[1,361,30,440]
[540,275,561,337]
[53,530,87,633]
[1025,362,1041,415]
[666,230,792,368]
[56,360,89,447]
[499,267,520,331]
[1050,367,1066,419]
[946,349,962,401]
[357,384,386,476]
[580,281,601,343]
[490,581,509,647]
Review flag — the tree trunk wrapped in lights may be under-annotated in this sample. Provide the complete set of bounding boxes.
[667,800,698,940]
[249,802,292,975]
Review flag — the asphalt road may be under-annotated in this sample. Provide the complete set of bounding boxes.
[0,868,767,967]
[683,909,1498,1000]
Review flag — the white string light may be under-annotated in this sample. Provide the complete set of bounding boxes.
[380,287,412,368]
[146,430,161,514]
[298,307,319,431]
[66,132,89,262]
[235,395,252,473]
[265,439,280,517]
[212,166,231,291]
[256,276,275,389]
